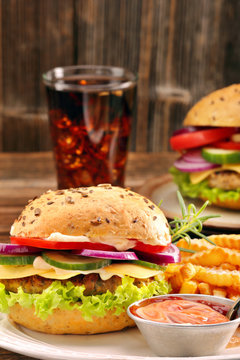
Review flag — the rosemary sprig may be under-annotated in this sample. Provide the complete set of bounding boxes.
[169,191,220,248]
[177,247,196,254]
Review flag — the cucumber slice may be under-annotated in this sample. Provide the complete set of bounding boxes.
[42,252,111,271]
[131,260,165,271]
[202,147,240,164]
[0,254,37,265]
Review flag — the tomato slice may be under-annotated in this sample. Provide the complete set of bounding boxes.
[11,236,169,254]
[10,236,117,251]
[212,141,240,151]
[170,128,235,151]
[133,240,168,254]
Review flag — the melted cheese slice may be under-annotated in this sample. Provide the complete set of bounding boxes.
[0,263,162,281]
[0,265,49,279]
[190,164,240,184]
[103,263,161,278]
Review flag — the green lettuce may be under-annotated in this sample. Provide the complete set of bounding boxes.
[0,275,170,321]
[170,166,240,203]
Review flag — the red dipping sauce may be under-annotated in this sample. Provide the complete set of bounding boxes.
[131,297,230,325]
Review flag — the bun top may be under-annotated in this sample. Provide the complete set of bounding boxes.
[10,185,171,249]
[184,84,240,127]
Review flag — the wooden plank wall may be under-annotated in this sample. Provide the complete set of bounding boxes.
[0,0,240,153]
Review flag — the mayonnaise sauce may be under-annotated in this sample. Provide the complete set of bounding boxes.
[46,232,136,251]
[134,299,229,325]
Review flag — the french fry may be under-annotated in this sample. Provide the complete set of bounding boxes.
[208,234,240,250]
[218,263,237,271]
[198,282,212,295]
[165,263,182,274]
[169,235,240,301]
[212,288,227,298]
[181,247,227,267]
[182,247,240,267]
[194,267,240,287]
[180,263,197,280]
[219,248,240,266]
[170,273,183,292]
[179,280,198,294]
[179,253,193,261]
[167,263,197,292]
[177,238,215,252]
[184,247,240,267]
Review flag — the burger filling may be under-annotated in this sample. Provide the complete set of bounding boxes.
[0,274,170,321]
[170,166,240,204]
[169,125,240,207]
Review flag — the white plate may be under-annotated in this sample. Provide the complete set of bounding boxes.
[138,175,240,230]
[0,313,240,360]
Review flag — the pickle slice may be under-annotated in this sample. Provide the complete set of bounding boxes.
[202,148,240,164]
[0,254,37,265]
[42,252,111,270]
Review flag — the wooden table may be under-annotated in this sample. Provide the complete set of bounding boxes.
[0,151,176,360]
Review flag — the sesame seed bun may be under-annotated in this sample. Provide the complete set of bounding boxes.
[183,84,240,127]
[10,185,171,249]
[9,304,135,335]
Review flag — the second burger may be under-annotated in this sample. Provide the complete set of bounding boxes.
[170,84,240,210]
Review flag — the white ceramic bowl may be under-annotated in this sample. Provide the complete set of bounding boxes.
[127,294,240,357]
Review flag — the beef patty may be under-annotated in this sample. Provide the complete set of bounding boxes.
[0,274,152,296]
[208,171,240,190]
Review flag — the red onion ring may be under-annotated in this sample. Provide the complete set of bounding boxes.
[0,243,41,254]
[174,157,219,172]
[72,249,139,261]
[182,150,207,163]
[135,244,180,264]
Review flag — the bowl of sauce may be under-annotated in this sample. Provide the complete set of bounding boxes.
[127,294,240,357]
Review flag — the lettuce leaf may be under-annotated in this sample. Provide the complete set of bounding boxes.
[170,166,240,203]
[0,275,170,321]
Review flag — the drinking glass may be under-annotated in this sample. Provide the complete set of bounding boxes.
[43,65,137,189]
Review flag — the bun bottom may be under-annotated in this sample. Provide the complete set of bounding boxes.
[9,304,135,334]
[200,196,240,210]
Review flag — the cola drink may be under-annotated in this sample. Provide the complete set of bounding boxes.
[44,67,137,189]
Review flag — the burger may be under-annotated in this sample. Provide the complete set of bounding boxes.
[0,185,178,334]
[170,84,240,210]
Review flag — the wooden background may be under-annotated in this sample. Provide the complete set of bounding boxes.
[0,0,240,153]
